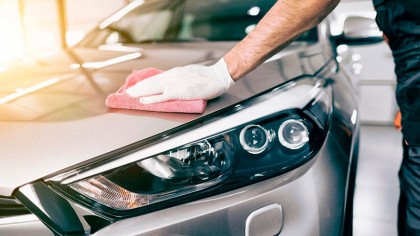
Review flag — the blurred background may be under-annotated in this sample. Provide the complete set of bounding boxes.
[0,0,131,66]
[0,1,402,235]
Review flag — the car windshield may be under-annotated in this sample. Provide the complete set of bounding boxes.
[78,0,317,47]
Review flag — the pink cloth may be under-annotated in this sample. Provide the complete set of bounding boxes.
[106,68,207,114]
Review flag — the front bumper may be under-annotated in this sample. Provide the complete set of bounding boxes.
[5,131,351,236]
[93,134,350,236]
[0,215,52,236]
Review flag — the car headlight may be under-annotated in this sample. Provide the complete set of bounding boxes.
[278,119,310,150]
[48,81,332,218]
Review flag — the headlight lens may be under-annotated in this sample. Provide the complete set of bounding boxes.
[69,135,234,211]
[56,112,325,216]
[49,82,332,218]
[278,119,309,150]
[239,125,275,154]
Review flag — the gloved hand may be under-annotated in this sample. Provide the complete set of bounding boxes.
[126,58,235,104]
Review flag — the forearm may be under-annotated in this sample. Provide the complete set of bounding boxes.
[224,0,340,80]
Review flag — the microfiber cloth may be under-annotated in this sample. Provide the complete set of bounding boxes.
[106,68,207,113]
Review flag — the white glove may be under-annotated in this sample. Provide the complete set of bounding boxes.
[126,58,235,104]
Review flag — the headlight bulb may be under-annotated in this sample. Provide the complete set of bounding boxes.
[239,125,274,154]
[278,119,309,150]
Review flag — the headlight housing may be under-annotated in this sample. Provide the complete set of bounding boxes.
[48,81,332,218]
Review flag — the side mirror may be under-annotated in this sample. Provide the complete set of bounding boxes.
[334,16,383,45]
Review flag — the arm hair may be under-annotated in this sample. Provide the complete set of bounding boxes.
[224,0,340,80]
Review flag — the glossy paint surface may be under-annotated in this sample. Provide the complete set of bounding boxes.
[0,41,328,196]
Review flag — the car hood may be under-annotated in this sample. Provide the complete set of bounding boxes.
[0,42,328,196]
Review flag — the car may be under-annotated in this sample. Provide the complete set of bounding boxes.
[0,0,382,235]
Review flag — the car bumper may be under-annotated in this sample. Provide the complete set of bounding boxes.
[0,215,52,236]
[93,133,350,236]
[1,130,351,236]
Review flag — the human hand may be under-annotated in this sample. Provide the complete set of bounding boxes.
[126,58,235,104]
[394,111,402,130]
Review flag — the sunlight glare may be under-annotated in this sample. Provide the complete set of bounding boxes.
[0,1,25,63]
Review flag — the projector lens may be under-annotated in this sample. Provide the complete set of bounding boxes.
[278,119,309,149]
[239,125,273,154]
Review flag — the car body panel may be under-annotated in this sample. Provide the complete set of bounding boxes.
[0,215,53,236]
[0,0,364,235]
[0,42,330,196]
[91,132,350,236]
[11,60,359,235]
[14,121,352,236]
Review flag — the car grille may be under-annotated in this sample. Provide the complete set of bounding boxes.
[0,197,31,216]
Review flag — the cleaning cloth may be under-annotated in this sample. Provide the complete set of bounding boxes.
[106,68,207,113]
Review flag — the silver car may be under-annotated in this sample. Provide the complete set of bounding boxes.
[0,0,382,235]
